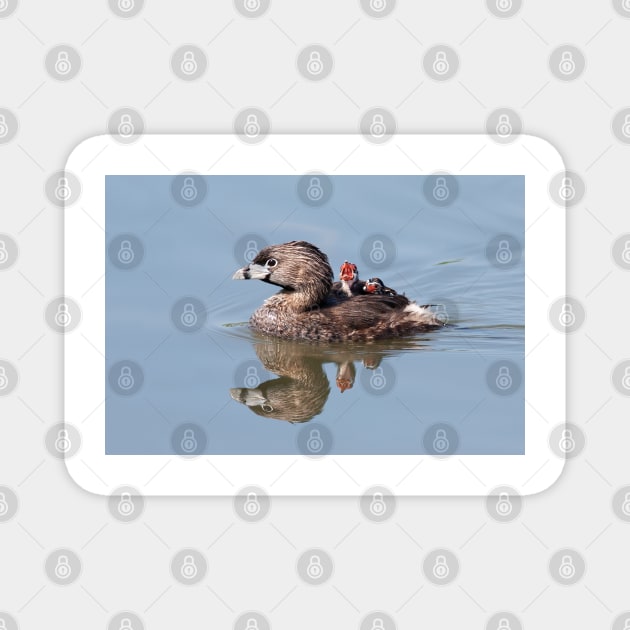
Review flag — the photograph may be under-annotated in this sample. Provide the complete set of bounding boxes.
[105,174,524,455]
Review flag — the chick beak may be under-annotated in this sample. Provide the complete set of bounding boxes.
[339,262,356,282]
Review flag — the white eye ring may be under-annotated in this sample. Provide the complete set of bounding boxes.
[261,403,274,412]
[266,258,277,268]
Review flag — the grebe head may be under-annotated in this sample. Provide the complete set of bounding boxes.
[233,240,333,302]
[339,261,358,283]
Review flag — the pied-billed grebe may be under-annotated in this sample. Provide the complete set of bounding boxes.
[332,261,365,297]
[232,240,443,342]
[364,277,398,297]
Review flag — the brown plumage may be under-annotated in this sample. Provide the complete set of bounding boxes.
[232,240,444,342]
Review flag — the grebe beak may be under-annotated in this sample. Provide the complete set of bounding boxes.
[232,263,269,280]
[339,261,356,282]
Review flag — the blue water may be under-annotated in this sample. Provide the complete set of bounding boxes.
[105,175,524,455]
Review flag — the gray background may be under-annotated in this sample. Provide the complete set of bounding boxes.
[0,1,628,629]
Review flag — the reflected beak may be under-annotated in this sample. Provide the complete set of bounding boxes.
[230,388,267,407]
[232,263,269,280]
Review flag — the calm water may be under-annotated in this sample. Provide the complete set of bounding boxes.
[105,175,524,455]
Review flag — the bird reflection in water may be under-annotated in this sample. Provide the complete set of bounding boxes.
[229,334,431,423]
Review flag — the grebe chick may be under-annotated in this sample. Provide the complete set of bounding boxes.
[364,277,398,297]
[332,261,365,297]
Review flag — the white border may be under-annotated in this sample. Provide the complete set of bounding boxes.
[65,134,565,496]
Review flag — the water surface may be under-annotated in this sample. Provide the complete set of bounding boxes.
[105,175,524,455]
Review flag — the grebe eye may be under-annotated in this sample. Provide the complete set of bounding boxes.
[261,403,274,412]
[266,258,277,268]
